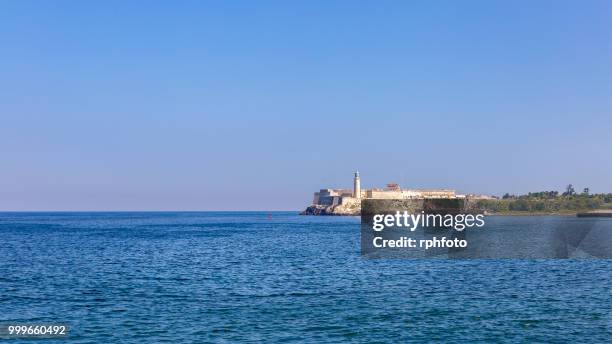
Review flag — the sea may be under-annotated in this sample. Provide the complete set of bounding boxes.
[1,212,611,343]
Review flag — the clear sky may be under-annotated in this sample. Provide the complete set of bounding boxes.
[1,1,611,211]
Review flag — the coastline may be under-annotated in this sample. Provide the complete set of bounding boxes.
[301,206,611,217]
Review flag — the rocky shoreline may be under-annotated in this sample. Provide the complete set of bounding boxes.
[300,203,360,216]
[576,210,612,217]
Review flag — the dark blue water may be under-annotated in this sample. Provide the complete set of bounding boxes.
[1,212,611,343]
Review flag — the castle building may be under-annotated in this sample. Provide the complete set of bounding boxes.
[311,172,458,206]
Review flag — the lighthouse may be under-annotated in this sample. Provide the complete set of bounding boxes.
[353,171,361,199]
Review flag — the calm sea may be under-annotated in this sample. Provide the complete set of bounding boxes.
[1,212,611,343]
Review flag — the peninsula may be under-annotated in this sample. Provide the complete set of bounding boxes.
[300,173,612,216]
[300,172,492,216]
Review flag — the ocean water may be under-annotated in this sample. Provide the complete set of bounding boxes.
[1,212,611,343]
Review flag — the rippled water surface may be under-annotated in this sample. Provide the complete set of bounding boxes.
[1,212,611,343]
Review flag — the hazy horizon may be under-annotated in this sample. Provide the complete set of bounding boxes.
[2,1,611,211]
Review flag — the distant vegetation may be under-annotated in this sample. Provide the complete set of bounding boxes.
[476,184,612,214]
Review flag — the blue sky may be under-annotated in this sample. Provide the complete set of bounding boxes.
[1,1,611,210]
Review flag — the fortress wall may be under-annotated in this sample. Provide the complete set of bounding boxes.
[401,190,420,198]
[367,190,405,199]
[340,197,360,206]
[317,196,334,206]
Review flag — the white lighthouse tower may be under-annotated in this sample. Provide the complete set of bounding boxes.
[353,171,361,199]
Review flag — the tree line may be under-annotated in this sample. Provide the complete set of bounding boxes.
[477,185,612,213]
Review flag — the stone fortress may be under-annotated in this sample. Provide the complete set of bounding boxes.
[302,172,494,215]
